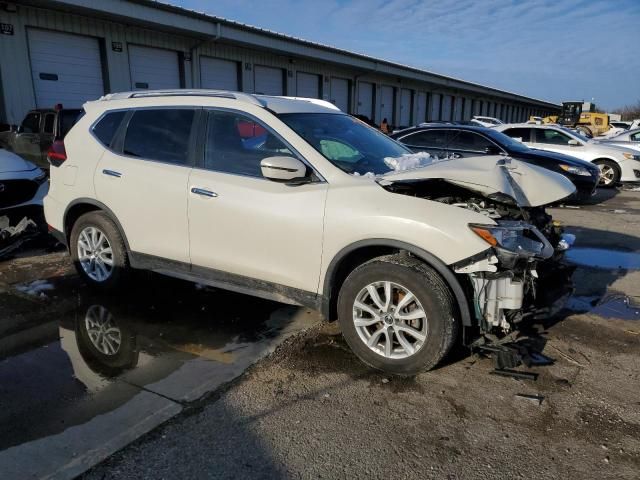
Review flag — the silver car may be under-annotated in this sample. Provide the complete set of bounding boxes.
[596,128,640,153]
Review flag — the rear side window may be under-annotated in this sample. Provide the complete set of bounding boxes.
[43,113,55,134]
[21,112,41,133]
[93,111,126,147]
[631,132,640,142]
[502,128,532,142]
[448,131,494,151]
[123,109,195,165]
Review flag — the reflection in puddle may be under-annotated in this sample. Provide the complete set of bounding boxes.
[565,248,640,270]
[566,294,640,321]
[0,283,319,451]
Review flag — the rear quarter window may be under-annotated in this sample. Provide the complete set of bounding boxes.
[92,111,126,147]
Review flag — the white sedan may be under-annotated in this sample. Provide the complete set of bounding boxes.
[495,123,640,187]
[596,128,640,153]
[0,148,48,213]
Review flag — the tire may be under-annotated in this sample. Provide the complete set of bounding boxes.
[70,211,130,289]
[337,254,458,375]
[594,159,620,188]
[576,126,592,138]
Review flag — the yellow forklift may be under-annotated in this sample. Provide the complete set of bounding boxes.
[530,101,609,137]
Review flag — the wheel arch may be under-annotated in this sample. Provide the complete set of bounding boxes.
[321,239,473,327]
[63,198,132,254]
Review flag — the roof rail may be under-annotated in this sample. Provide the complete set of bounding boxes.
[97,89,265,107]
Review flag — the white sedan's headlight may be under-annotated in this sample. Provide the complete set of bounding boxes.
[622,152,640,161]
[559,164,592,176]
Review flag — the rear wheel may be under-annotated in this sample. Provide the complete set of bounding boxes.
[594,159,620,188]
[337,254,458,375]
[576,126,593,138]
[70,211,130,289]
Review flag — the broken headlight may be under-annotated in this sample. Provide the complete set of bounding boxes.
[559,164,592,176]
[469,221,553,263]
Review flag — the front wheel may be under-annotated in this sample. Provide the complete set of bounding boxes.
[594,159,620,188]
[337,254,458,375]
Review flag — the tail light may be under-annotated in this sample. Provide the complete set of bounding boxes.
[47,139,67,167]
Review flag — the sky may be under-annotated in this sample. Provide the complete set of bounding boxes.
[172,0,639,110]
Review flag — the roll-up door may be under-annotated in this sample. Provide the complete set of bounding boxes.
[356,81,374,119]
[27,29,104,108]
[463,98,472,120]
[296,72,321,98]
[442,95,453,121]
[453,97,463,121]
[129,45,180,90]
[399,89,412,127]
[430,93,441,120]
[254,66,285,95]
[330,78,349,112]
[380,85,394,123]
[200,57,239,91]
[415,92,427,124]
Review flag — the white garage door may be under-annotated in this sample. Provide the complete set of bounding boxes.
[28,29,104,108]
[330,78,349,112]
[415,92,427,124]
[399,89,412,127]
[453,97,463,121]
[254,66,284,96]
[129,45,180,90]
[200,57,238,91]
[430,93,441,120]
[463,98,472,120]
[442,95,453,121]
[297,72,321,98]
[380,86,394,124]
[473,100,482,116]
[357,82,374,119]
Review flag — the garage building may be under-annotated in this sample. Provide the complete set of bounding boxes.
[0,0,560,127]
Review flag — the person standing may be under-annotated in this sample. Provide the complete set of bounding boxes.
[380,118,389,134]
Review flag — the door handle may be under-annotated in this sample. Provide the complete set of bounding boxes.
[191,187,218,198]
[102,169,122,178]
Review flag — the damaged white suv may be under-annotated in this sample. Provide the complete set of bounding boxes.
[44,90,576,375]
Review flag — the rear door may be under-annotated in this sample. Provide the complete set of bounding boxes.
[187,109,327,293]
[397,129,453,159]
[95,108,197,264]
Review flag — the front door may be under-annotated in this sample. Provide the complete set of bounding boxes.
[188,109,328,294]
[94,108,197,264]
[533,128,587,159]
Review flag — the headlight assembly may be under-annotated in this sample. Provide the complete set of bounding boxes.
[469,221,554,264]
[559,164,592,176]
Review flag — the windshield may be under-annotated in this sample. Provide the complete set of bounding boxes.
[484,129,530,153]
[278,113,411,175]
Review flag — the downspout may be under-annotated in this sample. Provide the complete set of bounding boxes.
[190,22,222,88]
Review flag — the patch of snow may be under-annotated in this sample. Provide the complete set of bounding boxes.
[352,171,376,178]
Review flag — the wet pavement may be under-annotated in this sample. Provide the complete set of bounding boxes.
[0,269,320,479]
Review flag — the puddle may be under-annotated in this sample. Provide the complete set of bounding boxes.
[0,279,320,455]
[565,294,640,321]
[565,247,640,270]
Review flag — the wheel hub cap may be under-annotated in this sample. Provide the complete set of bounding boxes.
[352,281,428,360]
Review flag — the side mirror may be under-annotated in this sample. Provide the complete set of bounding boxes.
[483,145,502,155]
[260,156,308,182]
[568,139,580,146]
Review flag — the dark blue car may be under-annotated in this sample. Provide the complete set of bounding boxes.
[390,125,600,202]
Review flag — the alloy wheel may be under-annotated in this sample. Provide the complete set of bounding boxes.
[85,305,121,355]
[352,281,428,359]
[597,164,615,186]
[77,226,114,282]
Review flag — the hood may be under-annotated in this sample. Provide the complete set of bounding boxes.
[378,155,576,207]
[0,148,38,173]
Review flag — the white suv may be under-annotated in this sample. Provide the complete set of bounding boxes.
[44,90,575,375]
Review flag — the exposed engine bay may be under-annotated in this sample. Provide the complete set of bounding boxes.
[382,178,575,336]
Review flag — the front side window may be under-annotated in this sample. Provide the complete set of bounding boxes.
[537,129,572,145]
[204,110,294,177]
[279,113,410,175]
[93,111,126,147]
[123,109,195,165]
[448,131,493,151]
[21,113,41,133]
[630,132,640,142]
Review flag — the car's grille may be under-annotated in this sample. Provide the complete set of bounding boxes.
[0,179,39,209]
